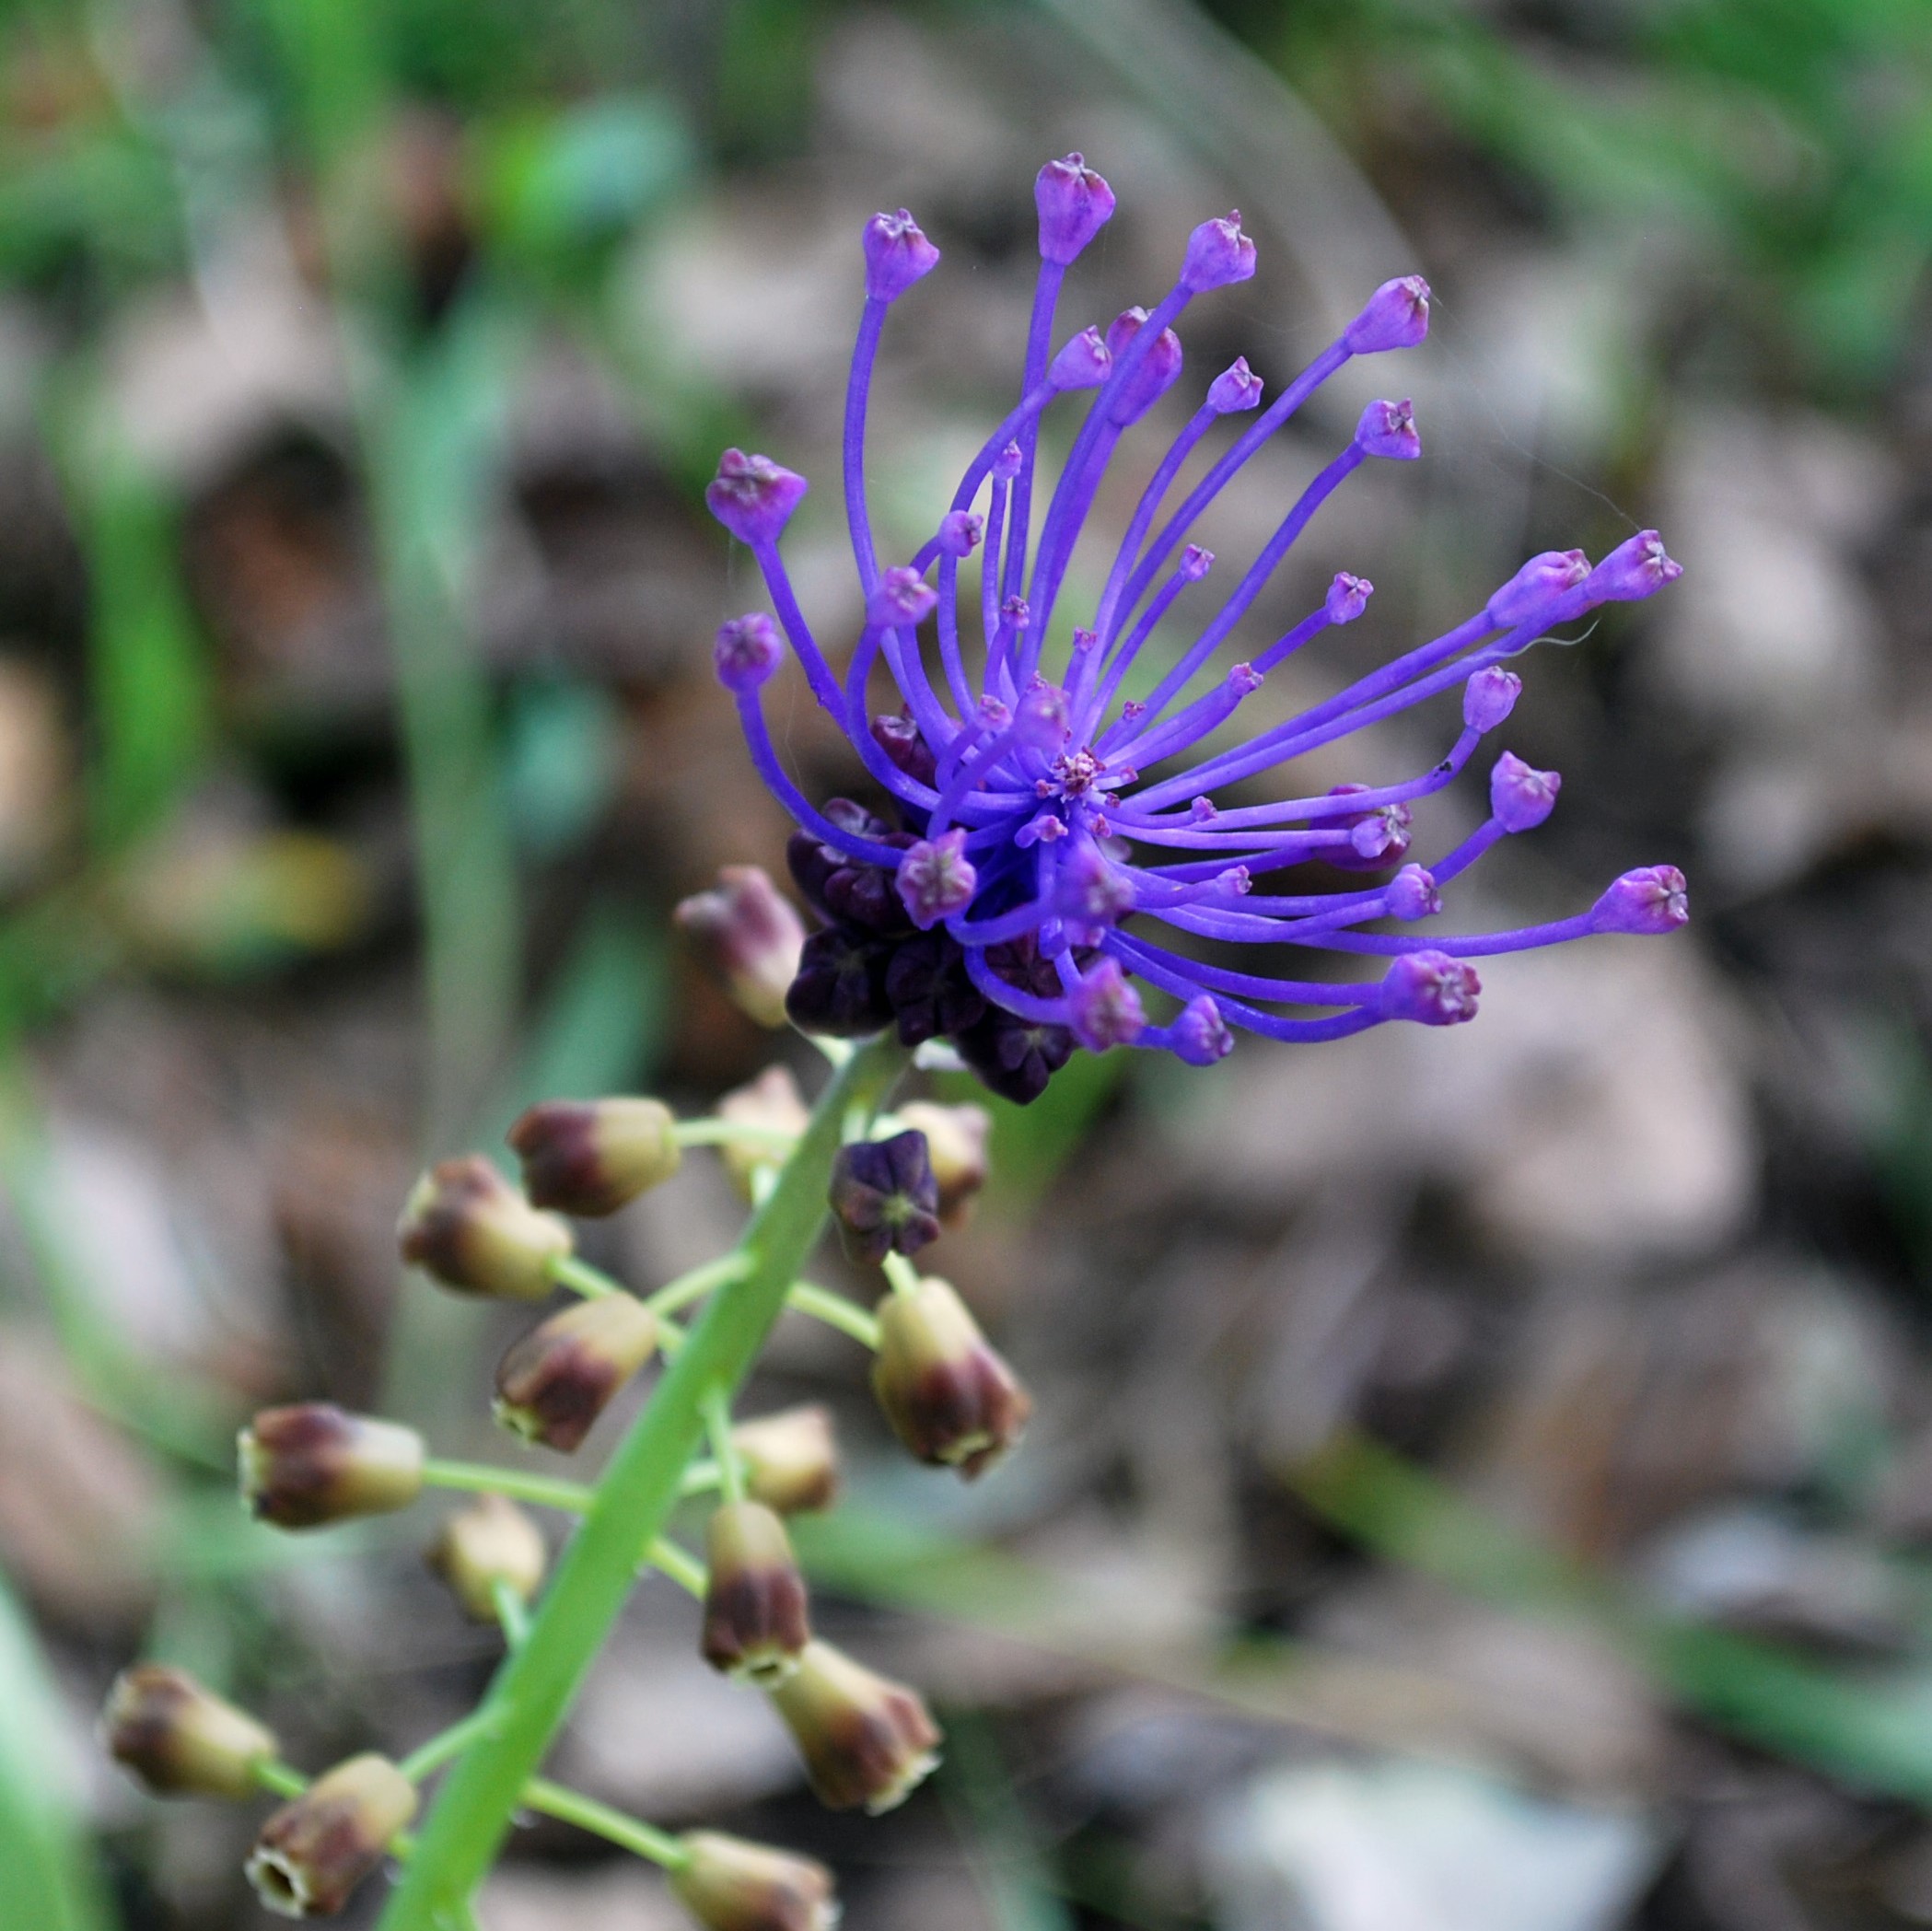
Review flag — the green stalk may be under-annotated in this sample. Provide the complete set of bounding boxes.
[377,1033,906,1928]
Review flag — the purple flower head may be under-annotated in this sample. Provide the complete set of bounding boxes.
[711,161,1688,1101]
[1592,865,1689,935]
[868,565,937,629]
[1490,750,1561,832]
[1208,357,1264,414]
[1050,326,1112,390]
[1586,529,1682,603]
[1462,666,1521,732]
[1355,398,1421,460]
[1381,951,1481,1026]
[1181,211,1256,292]
[1344,275,1432,354]
[714,613,783,692]
[937,510,983,557]
[706,449,809,547]
[863,209,941,302]
[1104,308,1184,424]
[1035,153,1116,265]
[1326,573,1373,623]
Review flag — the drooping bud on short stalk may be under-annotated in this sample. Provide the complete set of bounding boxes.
[1207,356,1263,413]
[767,1640,941,1813]
[101,1665,279,1799]
[245,1754,417,1919]
[714,613,784,692]
[1490,750,1561,832]
[675,867,807,1029]
[861,208,940,302]
[894,1102,991,1227]
[702,1500,812,1686]
[398,1156,573,1297]
[1181,210,1256,291]
[872,1275,1031,1479]
[673,1830,838,1931]
[706,449,809,547]
[239,1404,425,1530]
[731,1405,841,1514]
[1035,153,1115,264]
[507,1099,681,1217]
[1380,950,1481,1026]
[1591,865,1690,935]
[1355,398,1420,460]
[717,1066,810,1202]
[829,1130,941,1263]
[428,1493,547,1621]
[494,1294,660,1452]
[1344,274,1431,353]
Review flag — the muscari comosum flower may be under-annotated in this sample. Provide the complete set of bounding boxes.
[705,156,1688,1102]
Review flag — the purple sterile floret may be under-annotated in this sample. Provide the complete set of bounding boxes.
[863,209,941,302]
[715,613,783,692]
[1344,275,1432,354]
[708,157,1689,1102]
[1036,153,1116,265]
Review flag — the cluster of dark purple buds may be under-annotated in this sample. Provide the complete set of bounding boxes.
[705,157,1690,1103]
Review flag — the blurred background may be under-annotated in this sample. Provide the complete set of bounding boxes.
[4,0,1932,1925]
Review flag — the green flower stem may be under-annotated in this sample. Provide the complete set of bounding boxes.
[703,1388,745,1506]
[645,1538,707,1596]
[377,1033,907,1929]
[545,1254,618,1299]
[645,1253,751,1318]
[420,1461,595,1515]
[253,1761,308,1800]
[492,1580,530,1651]
[881,1252,923,1297]
[400,1710,501,1784]
[786,1280,882,1348]
[521,1777,687,1869]
[679,1458,721,1499]
[674,1119,798,1153]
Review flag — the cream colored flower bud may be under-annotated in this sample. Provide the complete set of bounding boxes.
[895,1102,992,1227]
[493,1293,659,1452]
[101,1664,278,1800]
[507,1098,681,1216]
[702,1501,811,1686]
[732,1405,839,1514]
[716,1066,809,1200]
[246,1753,417,1918]
[398,1155,572,1298]
[239,1404,425,1529]
[872,1276,1030,1479]
[672,1830,839,1931]
[427,1494,546,1621]
[674,866,806,1029]
[767,1640,940,1814]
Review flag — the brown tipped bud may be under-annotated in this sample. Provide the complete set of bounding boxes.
[672,1830,838,1931]
[398,1155,572,1298]
[702,1501,811,1685]
[717,1066,809,1201]
[768,1640,940,1814]
[239,1404,425,1529]
[675,866,807,1029]
[246,1753,417,1919]
[427,1494,546,1621]
[872,1277,1030,1480]
[896,1102,992,1227]
[493,1294,659,1452]
[101,1664,278,1799]
[732,1405,840,1514]
[828,1131,940,1264]
[506,1098,681,1216]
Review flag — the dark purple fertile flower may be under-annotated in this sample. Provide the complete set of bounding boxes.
[829,1130,942,1264]
[704,162,1689,1101]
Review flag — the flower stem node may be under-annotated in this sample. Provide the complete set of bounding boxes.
[1181,210,1256,291]
[672,1831,840,1931]
[1207,356,1263,414]
[1585,529,1682,602]
[1490,750,1562,832]
[508,1099,682,1217]
[1355,398,1421,459]
[1104,308,1184,425]
[872,1274,1030,1478]
[428,1493,547,1620]
[1380,950,1481,1026]
[867,565,937,629]
[398,1156,573,1297]
[862,208,940,302]
[895,832,977,931]
[494,1294,661,1452]
[1344,274,1432,353]
[1326,573,1373,623]
[245,1754,417,1920]
[767,1641,941,1813]
[1049,326,1112,390]
[1486,550,1588,627]
[676,867,808,1029]
[714,614,784,693]
[1591,865,1690,935]
[1462,666,1522,732]
[894,1101,992,1227]
[731,1404,842,1514]
[239,1404,425,1529]
[1069,960,1146,1052]
[702,1500,813,1686]
[828,1130,942,1263]
[1035,153,1116,264]
[706,450,809,547]
[101,1665,279,1799]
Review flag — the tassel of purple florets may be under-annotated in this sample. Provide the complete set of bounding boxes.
[703,158,1689,1103]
